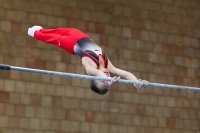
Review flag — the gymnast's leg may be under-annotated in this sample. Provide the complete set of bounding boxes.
[27,26,78,54]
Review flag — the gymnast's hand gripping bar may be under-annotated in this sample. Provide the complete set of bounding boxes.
[0,64,200,91]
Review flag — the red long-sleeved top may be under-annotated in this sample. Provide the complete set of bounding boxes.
[34,28,91,54]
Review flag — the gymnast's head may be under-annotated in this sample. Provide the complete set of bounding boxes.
[90,80,109,95]
[90,68,111,95]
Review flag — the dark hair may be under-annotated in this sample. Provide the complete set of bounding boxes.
[90,80,108,95]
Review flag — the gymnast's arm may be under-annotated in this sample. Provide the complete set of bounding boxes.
[107,59,149,89]
[81,58,108,78]
[107,59,138,81]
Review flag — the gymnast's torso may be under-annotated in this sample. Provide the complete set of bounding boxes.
[74,38,108,69]
[33,27,108,68]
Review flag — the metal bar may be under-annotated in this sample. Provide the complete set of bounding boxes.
[0,64,200,91]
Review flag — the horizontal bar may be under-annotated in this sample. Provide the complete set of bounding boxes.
[0,64,11,70]
[0,64,200,91]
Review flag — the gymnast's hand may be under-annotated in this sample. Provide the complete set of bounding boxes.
[109,76,120,86]
[134,79,149,89]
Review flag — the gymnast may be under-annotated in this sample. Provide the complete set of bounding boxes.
[28,26,148,95]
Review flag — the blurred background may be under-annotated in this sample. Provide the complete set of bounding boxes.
[0,0,200,133]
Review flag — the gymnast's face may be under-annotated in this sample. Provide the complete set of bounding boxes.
[95,80,110,90]
[95,69,111,89]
